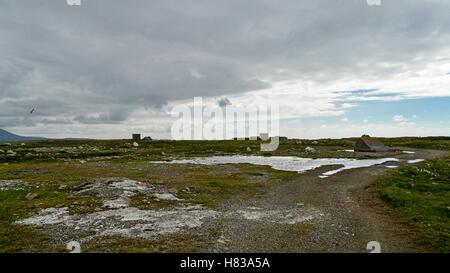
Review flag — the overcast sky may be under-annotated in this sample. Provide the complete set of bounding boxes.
[1,0,450,139]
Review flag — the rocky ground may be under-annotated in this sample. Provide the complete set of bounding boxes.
[2,143,447,253]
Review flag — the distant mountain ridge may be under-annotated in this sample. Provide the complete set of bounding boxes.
[0,128,46,141]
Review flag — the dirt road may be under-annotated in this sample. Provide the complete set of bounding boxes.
[211,149,448,253]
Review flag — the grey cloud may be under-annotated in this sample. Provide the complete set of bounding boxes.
[1,0,450,128]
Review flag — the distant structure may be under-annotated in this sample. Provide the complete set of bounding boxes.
[132,134,141,141]
[354,135,389,152]
[142,136,152,141]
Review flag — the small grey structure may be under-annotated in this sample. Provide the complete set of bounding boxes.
[132,134,141,141]
[354,135,390,152]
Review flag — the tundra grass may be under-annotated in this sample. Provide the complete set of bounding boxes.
[379,156,450,252]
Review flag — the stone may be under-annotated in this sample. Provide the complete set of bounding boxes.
[25,192,38,200]
[305,147,316,153]
[246,147,252,152]
[133,142,139,147]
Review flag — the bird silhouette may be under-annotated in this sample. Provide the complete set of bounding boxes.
[30,108,35,114]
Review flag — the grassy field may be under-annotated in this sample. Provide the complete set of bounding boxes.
[379,156,450,252]
[375,136,450,151]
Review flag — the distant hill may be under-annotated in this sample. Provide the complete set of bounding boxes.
[0,128,46,142]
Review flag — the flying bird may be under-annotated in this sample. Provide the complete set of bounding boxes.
[30,108,35,114]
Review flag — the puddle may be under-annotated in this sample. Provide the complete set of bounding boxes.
[407,159,425,164]
[153,156,399,177]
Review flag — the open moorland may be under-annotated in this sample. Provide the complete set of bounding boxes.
[1,137,449,252]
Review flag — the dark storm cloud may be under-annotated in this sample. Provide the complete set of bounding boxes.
[1,0,450,127]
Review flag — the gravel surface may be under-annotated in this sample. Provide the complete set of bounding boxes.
[207,149,449,253]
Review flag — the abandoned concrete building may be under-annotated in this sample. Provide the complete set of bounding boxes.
[132,134,141,141]
[354,135,390,152]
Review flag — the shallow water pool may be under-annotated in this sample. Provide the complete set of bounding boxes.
[153,156,400,178]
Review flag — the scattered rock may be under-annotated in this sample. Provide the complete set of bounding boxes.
[217,235,230,245]
[246,147,252,152]
[79,160,87,164]
[0,180,25,191]
[25,193,38,200]
[167,188,178,193]
[153,193,182,201]
[133,142,139,147]
[305,147,316,153]
[6,150,17,156]
[312,141,319,145]
[25,153,33,157]
[0,143,12,147]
